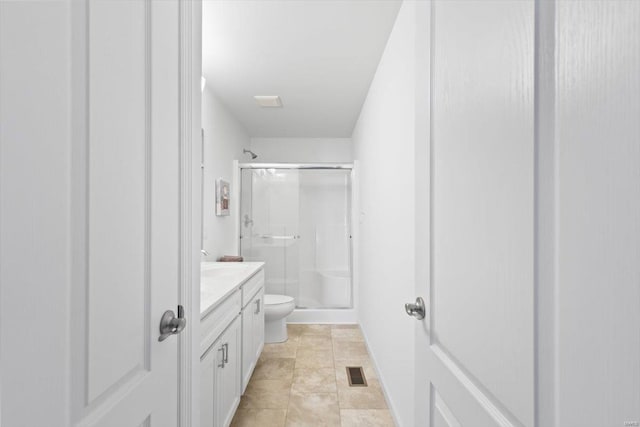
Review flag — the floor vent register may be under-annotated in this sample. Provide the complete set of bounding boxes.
[346,367,367,387]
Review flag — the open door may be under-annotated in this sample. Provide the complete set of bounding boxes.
[413,1,535,426]
[69,1,184,425]
[414,1,640,426]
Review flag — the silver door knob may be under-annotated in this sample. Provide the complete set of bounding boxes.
[405,297,426,320]
[159,305,187,342]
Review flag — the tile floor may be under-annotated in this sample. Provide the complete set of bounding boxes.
[231,324,396,427]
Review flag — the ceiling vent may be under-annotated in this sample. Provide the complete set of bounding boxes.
[254,95,283,108]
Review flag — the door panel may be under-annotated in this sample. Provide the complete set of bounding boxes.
[424,0,535,425]
[242,289,265,393]
[200,344,218,427]
[71,0,181,425]
[253,290,265,361]
[218,317,242,427]
[242,300,254,392]
[431,388,461,427]
[87,0,149,402]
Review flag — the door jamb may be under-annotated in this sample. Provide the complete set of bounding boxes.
[178,0,202,425]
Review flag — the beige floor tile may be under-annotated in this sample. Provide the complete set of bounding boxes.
[340,409,395,427]
[286,391,341,427]
[285,324,303,342]
[287,324,305,336]
[295,347,334,369]
[333,341,369,360]
[337,379,387,409]
[298,334,333,349]
[331,327,364,342]
[252,358,296,381]
[286,334,301,344]
[261,340,298,359]
[238,323,390,425]
[291,368,337,393]
[331,324,359,329]
[240,379,292,409]
[299,324,332,336]
[231,409,287,427]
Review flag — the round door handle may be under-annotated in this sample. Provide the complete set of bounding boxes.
[158,305,187,342]
[405,297,426,320]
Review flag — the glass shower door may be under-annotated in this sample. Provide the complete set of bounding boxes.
[240,167,352,309]
[240,168,301,301]
[296,169,352,308]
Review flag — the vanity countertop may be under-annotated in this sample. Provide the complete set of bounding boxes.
[200,261,265,319]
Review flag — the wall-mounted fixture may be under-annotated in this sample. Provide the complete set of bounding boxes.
[243,148,258,160]
[254,95,282,108]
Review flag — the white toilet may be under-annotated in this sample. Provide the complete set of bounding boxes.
[264,294,296,343]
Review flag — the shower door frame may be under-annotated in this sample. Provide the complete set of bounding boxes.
[237,163,356,312]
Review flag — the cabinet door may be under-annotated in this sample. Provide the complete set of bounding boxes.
[241,303,254,393]
[252,289,265,363]
[241,288,265,393]
[200,341,222,427]
[216,316,242,427]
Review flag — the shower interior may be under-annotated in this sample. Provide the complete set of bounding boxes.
[240,165,353,311]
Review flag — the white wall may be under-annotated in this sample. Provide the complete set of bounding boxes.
[351,2,418,426]
[0,2,72,425]
[249,137,352,163]
[201,87,250,260]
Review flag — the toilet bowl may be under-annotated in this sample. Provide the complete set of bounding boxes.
[264,294,295,343]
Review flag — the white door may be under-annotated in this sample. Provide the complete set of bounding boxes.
[547,2,640,426]
[70,1,182,426]
[414,1,535,425]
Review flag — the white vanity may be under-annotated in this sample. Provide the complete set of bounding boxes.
[200,262,265,427]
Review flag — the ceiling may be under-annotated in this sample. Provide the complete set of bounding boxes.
[202,0,402,138]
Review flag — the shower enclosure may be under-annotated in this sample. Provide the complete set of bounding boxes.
[240,164,353,311]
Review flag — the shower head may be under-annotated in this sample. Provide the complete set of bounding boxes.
[243,148,258,160]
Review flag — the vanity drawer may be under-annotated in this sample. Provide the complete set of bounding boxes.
[241,269,264,308]
[200,290,241,356]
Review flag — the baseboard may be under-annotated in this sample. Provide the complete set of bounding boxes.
[286,308,358,324]
[360,325,402,427]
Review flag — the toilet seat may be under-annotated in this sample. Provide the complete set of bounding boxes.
[265,294,294,306]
